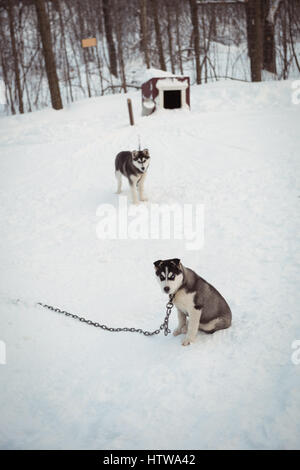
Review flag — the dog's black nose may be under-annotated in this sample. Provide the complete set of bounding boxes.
[164,286,170,293]
[142,167,145,171]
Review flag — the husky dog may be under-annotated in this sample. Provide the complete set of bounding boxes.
[154,258,232,346]
[115,149,150,204]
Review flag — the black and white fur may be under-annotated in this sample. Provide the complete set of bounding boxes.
[115,149,150,204]
[154,258,232,346]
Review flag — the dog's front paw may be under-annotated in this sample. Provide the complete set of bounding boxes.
[173,328,182,337]
[182,336,192,346]
[140,196,148,202]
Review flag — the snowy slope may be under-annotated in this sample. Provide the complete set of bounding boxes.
[0,79,300,450]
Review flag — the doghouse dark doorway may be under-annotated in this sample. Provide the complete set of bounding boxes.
[164,90,181,109]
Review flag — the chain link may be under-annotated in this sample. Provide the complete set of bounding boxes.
[37,295,174,337]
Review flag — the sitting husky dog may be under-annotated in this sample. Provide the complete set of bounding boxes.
[115,149,150,204]
[154,258,232,346]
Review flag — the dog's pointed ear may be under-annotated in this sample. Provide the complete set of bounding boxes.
[171,258,181,266]
[154,260,162,268]
[132,150,138,158]
[143,148,149,156]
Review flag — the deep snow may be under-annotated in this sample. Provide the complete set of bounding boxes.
[0,79,300,449]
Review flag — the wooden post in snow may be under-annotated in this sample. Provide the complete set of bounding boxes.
[127,98,134,126]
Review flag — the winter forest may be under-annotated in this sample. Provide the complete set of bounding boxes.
[0,0,300,114]
[0,0,300,453]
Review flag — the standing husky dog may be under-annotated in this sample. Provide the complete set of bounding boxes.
[154,258,232,346]
[115,149,150,204]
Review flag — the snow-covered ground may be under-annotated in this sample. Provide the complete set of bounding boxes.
[0,79,300,450]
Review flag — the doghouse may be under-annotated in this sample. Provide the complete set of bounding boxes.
[141,72,190,116]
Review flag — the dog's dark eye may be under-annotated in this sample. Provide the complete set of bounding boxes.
[169,274,175,280]
[160,275,165,281]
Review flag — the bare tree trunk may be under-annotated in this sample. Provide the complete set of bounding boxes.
[262,0,281,74]
[95,46,104,95]
[0,8,14,114]
[0,44,15,114]
[150,0,166,71]
[56,0,73,102]
[245,0,263,82]
[102,0,118,77]
[189,0,201,84]
[201,15,208,83]
[287,0,300,73]
[263,19,276,74]
[281,0,288,79]
[175,1,183,75]
[76,0,91,98]
[7,1,24,113]
[23,73,32,112]
[34,0,63,109]
[166,1,175,74]
[210,4,217,39]
[65,1,85,97]
[140,0,150,68]
[115,3,127,93]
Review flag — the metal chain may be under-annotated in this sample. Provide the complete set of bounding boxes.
[37,295,174,337]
